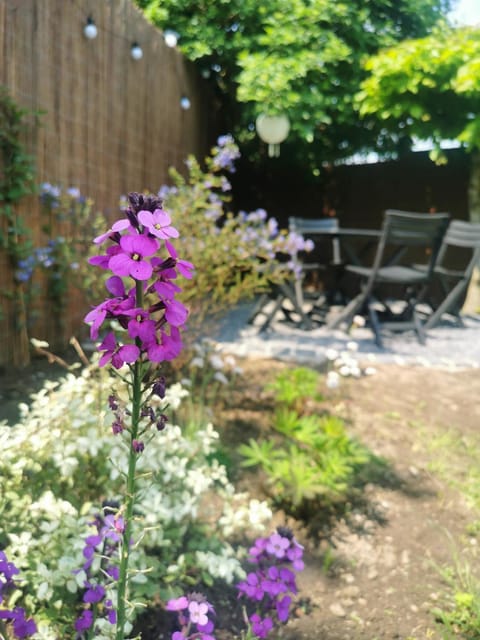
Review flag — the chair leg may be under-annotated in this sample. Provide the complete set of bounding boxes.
[367,304,384,349]
[326,291,367,330]
[257,294,286,332]
[413,308,427,345]
[424,280,467,329]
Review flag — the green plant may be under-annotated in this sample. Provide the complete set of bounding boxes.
[266,366,324,411]
[0,87,40,363]
[432,542,480,639]
[239,366,373,512]
[0,87,38,265]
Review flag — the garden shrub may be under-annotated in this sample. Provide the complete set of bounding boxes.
[157,135,312,332]
[0,361,272,639]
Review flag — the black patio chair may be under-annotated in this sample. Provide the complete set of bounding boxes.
[327,209,450,348]
[419,219,480,329]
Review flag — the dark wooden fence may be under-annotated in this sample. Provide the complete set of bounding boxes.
[0,0,212,367]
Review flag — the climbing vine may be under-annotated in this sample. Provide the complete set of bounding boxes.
[0,87,40,365]
[0,86,38,265]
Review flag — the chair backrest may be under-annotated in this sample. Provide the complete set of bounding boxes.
[436,219,480,277]
[288,216,339,235]
[374,209,450,275]
[288,217,341,265]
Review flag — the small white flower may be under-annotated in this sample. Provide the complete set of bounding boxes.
[209,354,225,370]
[346,341,359,352]
[339,365,351,377]
[364,366,377,376]
[213,371,229,385]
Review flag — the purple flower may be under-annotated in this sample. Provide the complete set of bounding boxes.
[108,233,158,280]
[165,299,188,327]
[166,596,189,612]
[75,609,94,632]
[266,533,290,559]
[237,572,264,601]
[125,308,157,342]
[188,601,208,626]
[276,595,291,623]
[165,241,194,279]
[250,613,273,639]
[94,218,131,244]
[98,332,140,369]
[83,582,106,603]
[146,327,183,362]
[138,209,179,239]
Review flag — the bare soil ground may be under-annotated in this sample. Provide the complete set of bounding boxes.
[213,357,480,640]
[2,356,480,639]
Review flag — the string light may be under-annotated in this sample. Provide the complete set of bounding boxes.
[163,29,179,48]
[180,96,191,110]
[83,16,98,40]
[130,42,143,61]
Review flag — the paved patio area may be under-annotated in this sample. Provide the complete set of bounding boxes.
[212,301,480,371]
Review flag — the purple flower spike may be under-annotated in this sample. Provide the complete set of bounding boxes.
[108,233,158,280]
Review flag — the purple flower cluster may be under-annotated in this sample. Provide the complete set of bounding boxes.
[166,593,216,640]
[0,551,37,639]
[85,192,193,369]
[74,505,124,633]
[211,134,241,173]
[236,528,304,639]
[40,182,85,209]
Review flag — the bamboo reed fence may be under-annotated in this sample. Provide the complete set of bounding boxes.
[0,0,211,367]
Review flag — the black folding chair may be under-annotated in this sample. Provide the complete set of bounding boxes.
[327,209,450,348]
[420,220,480,329]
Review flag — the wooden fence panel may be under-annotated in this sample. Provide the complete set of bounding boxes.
[0,0,211,367]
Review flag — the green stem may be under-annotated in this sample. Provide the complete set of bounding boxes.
[115,281,144,640]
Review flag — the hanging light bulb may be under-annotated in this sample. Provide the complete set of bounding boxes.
[83,17,98,40]
[255,114,290,157]
[180,96,191,110]
[130,42,143,60]
[163,29,179,48]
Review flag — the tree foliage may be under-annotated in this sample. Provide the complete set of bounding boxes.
[134,0,451,170]
[357,26,480,162]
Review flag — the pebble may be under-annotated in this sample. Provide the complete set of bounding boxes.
[329,603,347,617]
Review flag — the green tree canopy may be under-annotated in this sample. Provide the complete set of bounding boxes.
[357,25,480,160]
[135,0,452,172]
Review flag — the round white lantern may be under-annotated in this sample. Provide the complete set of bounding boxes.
[255,113,290,157]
